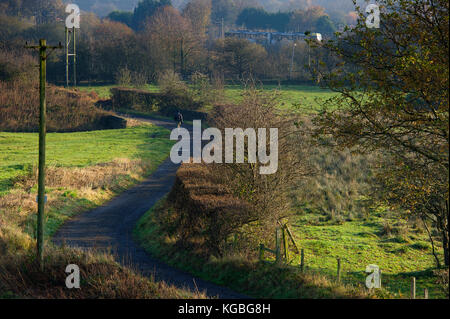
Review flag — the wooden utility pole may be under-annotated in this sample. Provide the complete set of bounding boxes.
[25,39,62,269]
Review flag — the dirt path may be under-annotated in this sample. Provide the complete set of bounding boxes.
[53,115,247,299]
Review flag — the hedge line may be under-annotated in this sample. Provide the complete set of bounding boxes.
[110,87,207,121]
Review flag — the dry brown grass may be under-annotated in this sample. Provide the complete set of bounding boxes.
[0,159,152,256]
[0,156,208,299]
[0,79,112,132]
[14,158,151,191]
[0,246,207,299]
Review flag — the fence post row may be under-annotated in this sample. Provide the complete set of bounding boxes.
[275,228,281,264]
[411,277,416,299]
[337,258,341,282]
[300,248,304,272]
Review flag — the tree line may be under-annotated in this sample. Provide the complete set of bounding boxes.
[1,0,336,84]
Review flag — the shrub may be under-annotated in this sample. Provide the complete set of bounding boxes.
[152,163,252,257]
[157,70,190,98]
[0,49,35,82]
[115,67,132,86]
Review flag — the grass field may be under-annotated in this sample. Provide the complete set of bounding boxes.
[78,83,337,111]
[135,200,446,299]
[0,123,174,250]
[223,84,337,111]
[0,120,207,299]
[0,125,171,195]
[288,212,445,298]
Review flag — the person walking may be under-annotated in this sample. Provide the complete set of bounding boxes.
[175,110,184,128]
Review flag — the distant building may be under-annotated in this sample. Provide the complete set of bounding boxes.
[224,30,323,45]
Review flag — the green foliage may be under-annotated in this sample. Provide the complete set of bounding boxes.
[132,0,172,30]
[236,7,291,32]
[315,0,449,266]
[107,10,134,28]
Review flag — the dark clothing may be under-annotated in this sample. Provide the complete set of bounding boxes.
[176,112,184,124]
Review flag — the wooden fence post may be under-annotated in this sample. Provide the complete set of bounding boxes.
[282,226,288,262]
[275,228,281,264]
[337,258,341,282]
[300,248,304,272]
[411,277,416,299]
[379,269,382,288]
[424,288,428,299]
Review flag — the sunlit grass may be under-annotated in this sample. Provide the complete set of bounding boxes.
[77,83,338,111]
[0,125,172,194]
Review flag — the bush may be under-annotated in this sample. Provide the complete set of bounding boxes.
[157,70,190,98]
[151,163,252,257]
[115,67,132,86]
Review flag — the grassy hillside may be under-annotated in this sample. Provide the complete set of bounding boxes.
[0,81,113,133]
[0,245,206,299]
[0,120,201,299]
[0,124,171,195]
[0,123,174,252]
[135,158,447,299]
[289,213,445,298]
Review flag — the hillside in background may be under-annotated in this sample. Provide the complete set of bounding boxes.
[74,0,363,22]
[74,0,139,16]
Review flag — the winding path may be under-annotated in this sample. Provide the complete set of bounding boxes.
[53,115,247,299]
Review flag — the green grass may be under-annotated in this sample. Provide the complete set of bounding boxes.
[134,199,374,299]
[223,84,338,111]
[77,83,338,112]
[0,125,173,195]
[134,200,447,299]
[288,213,446,298]
[1,124,175,253]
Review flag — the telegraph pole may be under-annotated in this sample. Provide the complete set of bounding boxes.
[25,39,62,269]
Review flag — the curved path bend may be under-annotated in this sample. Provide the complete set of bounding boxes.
[53,115,247,299]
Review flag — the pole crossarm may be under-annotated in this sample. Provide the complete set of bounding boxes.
[25,41,63,59]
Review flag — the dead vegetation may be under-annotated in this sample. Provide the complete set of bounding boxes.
[0,78,113,132]
[0,159,152,256]
[154,162,251,257]
[0,246,207,299]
